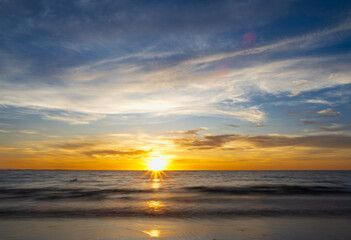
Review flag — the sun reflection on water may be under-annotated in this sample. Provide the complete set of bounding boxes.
[147,200,163,210]
[145,200,165,214]
[139,154,173,217]
[152,178,161,189]
[146,170,169,181]
[142,229,160,238]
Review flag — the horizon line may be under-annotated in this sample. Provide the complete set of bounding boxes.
[0,169,350,171]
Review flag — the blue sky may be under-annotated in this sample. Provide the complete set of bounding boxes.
[0,0,351,169]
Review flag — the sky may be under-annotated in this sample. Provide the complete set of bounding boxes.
[1,0,351,170]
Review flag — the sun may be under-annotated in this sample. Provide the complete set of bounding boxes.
[145,152,170,171]
[147,156,167,171]
[143,153,170,182]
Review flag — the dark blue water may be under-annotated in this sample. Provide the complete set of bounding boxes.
[0,170,350,218]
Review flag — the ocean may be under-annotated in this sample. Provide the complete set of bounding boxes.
[0,170,351,218]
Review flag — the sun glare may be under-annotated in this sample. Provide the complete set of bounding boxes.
[147,154,167,171]
[143,152,170,180]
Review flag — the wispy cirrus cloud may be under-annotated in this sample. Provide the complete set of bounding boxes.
[41,111,105,124]
[306,99,333,105]
[0,3,351,125]
[19,130,39,134]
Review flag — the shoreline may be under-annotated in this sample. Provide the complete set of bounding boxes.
[1,216,350,240]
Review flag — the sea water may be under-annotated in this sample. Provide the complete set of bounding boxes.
[0,170,350,218]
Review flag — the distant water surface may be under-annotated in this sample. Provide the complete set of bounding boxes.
[0,170,350,218]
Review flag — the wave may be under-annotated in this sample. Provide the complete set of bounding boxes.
[0,187,157,201]
[1,208,351,218]
[185,184,351,195]
[1,184,351,202]
[1,184,351,218]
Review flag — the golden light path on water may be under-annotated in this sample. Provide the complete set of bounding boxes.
[140,173,165,238]
[140,152,173,237]
[147,200,164,211]
[141,171,168,215]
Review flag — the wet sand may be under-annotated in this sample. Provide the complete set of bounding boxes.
[0,217,350,240]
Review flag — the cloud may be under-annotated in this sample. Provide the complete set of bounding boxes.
[292,80,308,86]
[19,130,39,134]
[51,141,98,150]
[1,37,350,125]
[288,107,341,119]
[0,0,350,129]
[306,99,332,105]
[0,129,9,133]
[319,124,348,132]
[185,18,351,66]
[216,107,265,123]
[302,120,318,125]
[172,134,240,150]
[42,111,105,124]
[227,124,239,127]
[246,134,351,149]
[170,127,208,135]
[83,149,151,157]
[288,91,301,97]
[172,133,351,150]
[318,108,340,117]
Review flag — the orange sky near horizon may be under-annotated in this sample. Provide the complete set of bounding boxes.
[1,135,351,170]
